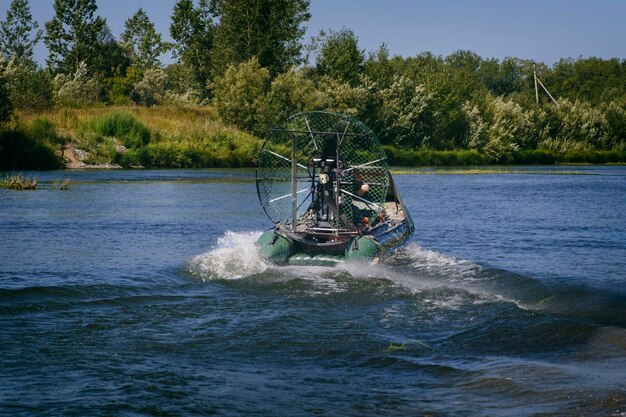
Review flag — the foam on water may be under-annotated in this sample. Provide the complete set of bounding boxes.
[187,231,268,280]
[186,232,572,313]
[187,232,525,302]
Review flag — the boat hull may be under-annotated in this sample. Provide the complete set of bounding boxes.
[256,216,414,266]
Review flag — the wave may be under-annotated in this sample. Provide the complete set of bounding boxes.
[185,231,626,326]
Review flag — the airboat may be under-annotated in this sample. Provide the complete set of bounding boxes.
[255,111,414,266]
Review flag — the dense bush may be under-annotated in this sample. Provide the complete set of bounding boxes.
[26,117,65,145]
[465,95,539,160]
[118,139,257,169]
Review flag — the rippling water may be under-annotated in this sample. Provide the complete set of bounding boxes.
[1,167,625,416]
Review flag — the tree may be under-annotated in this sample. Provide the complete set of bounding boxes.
[134,68,168,106]
[0,0,42,66]
[604,100,626,147]
[170,0,215,94]
[121,9,168,69]
[399,53,472,149]
[315,28,364,86]
[476,57,527,96]
[106,65,142,104]
[548,57,625,105]
[209,0,310,77]
[445,50,482,73]
[53,61,101,105]
[212,57,270,134]
[44,0,108,74]
[364,44,394,89]
[379,75,434,148]
[256,67,322,132]
[2,60,53,109]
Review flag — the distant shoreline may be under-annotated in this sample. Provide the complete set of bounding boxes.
[2,106,625,171]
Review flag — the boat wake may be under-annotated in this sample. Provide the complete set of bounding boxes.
[188,232,513,287]
[186,232,626,326]
[187,232,527,301]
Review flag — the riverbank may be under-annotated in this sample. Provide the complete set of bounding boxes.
[2,105,625,170]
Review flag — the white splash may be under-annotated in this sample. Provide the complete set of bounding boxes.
[186,233,534,309]
[188,231,268,280]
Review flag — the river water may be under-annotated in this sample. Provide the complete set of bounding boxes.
[1,166,625,416]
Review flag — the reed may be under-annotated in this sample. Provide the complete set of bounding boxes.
[52,178,71,190]
[1,174,38,190]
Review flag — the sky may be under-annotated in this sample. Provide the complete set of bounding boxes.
[2,0,625,66]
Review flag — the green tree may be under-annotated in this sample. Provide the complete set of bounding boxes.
[547,57,625,105]
[134,68,168,106]
[445,50,482,73]
[315,28,364,86]
[170,0,215,94]
[475,57,528,96]
[212,57,270,134]
[400,53,473,148]
[164,62,203,104]
[106,65,142,104]
[122,9,168,69]
[53,61,101,105]
[209,0,310,77]
[44,0,108,74]
[2,60,53,109]
[364,44,394,89]
[379,75,434,148]
[256,67,322,132]
[0,0,42,66]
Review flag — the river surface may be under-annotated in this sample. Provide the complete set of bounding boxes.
[1,166,625,416]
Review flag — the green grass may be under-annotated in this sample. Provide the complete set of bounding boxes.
[80,110,152,149]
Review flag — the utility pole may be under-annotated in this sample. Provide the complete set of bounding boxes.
[534,64,540,106]
[533,63,559,107]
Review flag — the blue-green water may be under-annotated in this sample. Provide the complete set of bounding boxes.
[1,167,625,416]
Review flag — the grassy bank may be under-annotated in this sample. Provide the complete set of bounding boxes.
[2,105,624,170]
[5,105,260,169]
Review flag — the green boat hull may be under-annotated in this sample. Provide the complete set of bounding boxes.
[256,217,412,267]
